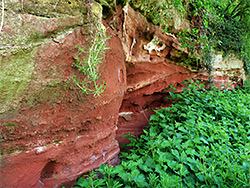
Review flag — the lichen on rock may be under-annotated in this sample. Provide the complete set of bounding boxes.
[143,36,166,56]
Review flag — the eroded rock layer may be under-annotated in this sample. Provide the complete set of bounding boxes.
[115,4,246,147]
[0,26,126,187]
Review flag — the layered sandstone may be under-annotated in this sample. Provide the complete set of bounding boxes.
[0,2,246,188]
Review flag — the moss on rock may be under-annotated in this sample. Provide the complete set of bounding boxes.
[2,123,21,127]
[0,49,37,113]
[129,0,189,33]
[0,0,88,56]
[6,0,87,18]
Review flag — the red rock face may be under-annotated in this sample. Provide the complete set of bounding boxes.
[115,4,191,146]
[0,28,126,188]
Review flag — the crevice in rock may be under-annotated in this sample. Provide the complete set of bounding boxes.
[40,161,59,180]
[116,91,171,147]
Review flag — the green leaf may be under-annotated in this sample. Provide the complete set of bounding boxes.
[167,160,179,171]
[155,164,163,174]
[145,157,156,169]
[161,140,171,148]
[118,172,130,182]
[186,148,198,157]
[76,177,86,187]
[150,115,158,121]
[134,174,148,187]
[196,173,204,182]
[171,149,180,159]
[131,169,140,177]
[200,137,209,145]
[179,164,189,176]
[182,140,193,148]
[165,152,175,160]
[178,126,188,133]
[113,165,125,174]
[173,138,182,147]
[193,136,201,144]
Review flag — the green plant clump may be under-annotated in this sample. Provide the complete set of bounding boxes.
[72,26,110,97]
[72,80,250,188]
[177,0,250,77]
[72,0,110,97]
[138,0,250,79]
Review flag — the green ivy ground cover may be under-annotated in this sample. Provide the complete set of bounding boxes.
[71,80,250,188]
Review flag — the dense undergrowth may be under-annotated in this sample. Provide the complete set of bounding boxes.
[71,80,250,188]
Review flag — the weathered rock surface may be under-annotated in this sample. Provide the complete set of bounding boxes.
[0,1,126,187]
[0,2,246,188]
[0,27,125,188]
[115,4,246,146]
[0,26,126,187]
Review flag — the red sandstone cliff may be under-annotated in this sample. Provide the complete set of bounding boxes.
[0,2,246,188]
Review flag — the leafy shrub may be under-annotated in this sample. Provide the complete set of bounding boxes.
[207,0,250,76]
[73,80,250,188]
